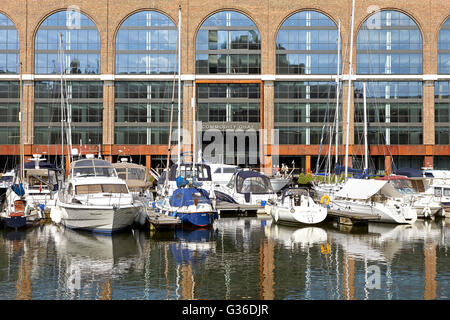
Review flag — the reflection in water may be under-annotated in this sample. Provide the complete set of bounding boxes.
[0,217,448,300]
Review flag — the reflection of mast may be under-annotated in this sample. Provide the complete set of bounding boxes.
[16,242,32,300]
[258,239,274,300]
[342,253,355,300]
[100,279,113,300]
[424,241,437,300]
[165,245,170,299]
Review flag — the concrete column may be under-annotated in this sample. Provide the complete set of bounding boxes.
[22,80,34,149]
[423,80,435,167]
[102,80,114,157]
[263,80,274,175]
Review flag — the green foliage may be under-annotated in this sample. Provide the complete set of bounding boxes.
[297,173,314,185]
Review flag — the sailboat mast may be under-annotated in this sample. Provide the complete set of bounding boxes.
[177,5,182,175]
[19,62,24,183]
[344,0,355,180]
[59,33,65,175]
[363,82,368,175]
[335,19,341,184]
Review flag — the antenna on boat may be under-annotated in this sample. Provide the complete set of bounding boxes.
[344,0,355,181]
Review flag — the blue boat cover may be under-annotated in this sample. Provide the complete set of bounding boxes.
[11,183,25,196]
[169,187,211,207]
[393,168,423,178]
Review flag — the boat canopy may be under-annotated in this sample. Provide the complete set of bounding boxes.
[169,187,211,207]
[159,163,212,184]
[235,171,273,194]
[334,179,402,200]
[393,168,423,178]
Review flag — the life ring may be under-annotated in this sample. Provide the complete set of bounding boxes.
[320,195,330,206]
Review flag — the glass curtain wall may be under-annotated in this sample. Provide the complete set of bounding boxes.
[0,13,19,145]
[195,11,261,74]
[114,81,181,145]
[435,81,450,145]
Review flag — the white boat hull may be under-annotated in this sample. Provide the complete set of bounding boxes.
[56,203,140,233]
[330,199,417,224]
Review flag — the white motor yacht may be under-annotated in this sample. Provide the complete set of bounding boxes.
[50,156,142,233]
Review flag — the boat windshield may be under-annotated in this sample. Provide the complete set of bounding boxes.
[0,175,13,182]
[128,168,145,180]
[72,159,117,177]
[237,176,273,194]
[389,179,416,194]
[75,184,128,195]
[445,188,450,197]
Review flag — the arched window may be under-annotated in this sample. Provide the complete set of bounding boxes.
[357,10,422,74]
[0,12,19,74]
[115,11,177,74]
[35,10,100,74]
[438,17,450,74]
[276,11,339,74]
[195,11,261,74]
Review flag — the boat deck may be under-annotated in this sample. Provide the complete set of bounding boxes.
[146,208,181,229]
[215,201,266,214]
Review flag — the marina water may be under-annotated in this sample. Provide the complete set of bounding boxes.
[0,217,448,300]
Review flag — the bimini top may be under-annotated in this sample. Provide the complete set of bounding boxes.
[70,159,117,178]
[335,179,402,200]
[235,170,273,194]
[169,187,211,207]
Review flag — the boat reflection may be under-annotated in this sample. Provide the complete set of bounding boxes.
[265,223,328,248]
[49,226,141,298]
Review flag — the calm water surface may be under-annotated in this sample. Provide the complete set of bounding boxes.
[0,216,449,300]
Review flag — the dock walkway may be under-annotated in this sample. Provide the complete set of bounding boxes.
[215,201,266,214]
[146,208,181,229]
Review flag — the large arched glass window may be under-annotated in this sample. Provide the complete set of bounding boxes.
[357,10,422,74]
[115,11,177,74]
[438,17,450,74]
[35,10,100,74]
[195,11,261,74]
[276,11,339,74]
[0,13,19,74]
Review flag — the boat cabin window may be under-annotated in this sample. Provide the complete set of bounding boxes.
[237,176,273,194]
[444,188,450,197]
[26,169,57,189]
[410,180,425,193]
[0,175,13,182]
[434,188,442,197]
[128,168,145,180]
[214,168,222,174]
[75,184,128,195]
[115,168,127,180]
[390,179,415,194]
[223,167,238,174]
[74,167,116,177]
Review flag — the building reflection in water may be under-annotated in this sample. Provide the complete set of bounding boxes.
[0,217,447,300]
